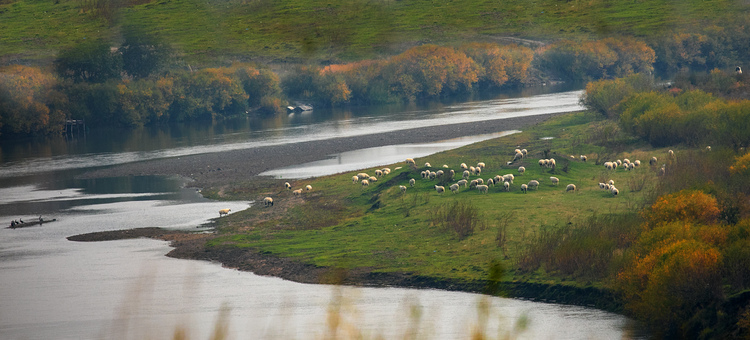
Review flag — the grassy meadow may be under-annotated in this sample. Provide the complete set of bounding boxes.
[1,0,746,64]
[204,111,670,295]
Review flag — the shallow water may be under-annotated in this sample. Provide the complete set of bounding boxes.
[0,88,646,339]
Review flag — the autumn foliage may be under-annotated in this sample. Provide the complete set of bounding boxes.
[647,190,721,225]
[0,65,67,136]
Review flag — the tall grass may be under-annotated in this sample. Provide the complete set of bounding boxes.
[430,200,484,240]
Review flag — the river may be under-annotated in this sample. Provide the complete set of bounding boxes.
[0,87,647,339]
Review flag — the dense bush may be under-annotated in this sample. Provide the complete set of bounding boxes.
[580,73,656,118]
[0,65,68,136]
[535,38,655,82]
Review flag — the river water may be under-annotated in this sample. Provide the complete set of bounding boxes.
[0,87,646,339]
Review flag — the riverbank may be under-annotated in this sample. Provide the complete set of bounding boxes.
[80,112,564,189]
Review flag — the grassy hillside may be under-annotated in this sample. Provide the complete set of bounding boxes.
[205,111,663,290]
[1,0,746,64]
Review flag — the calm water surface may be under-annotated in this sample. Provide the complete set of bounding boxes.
[0,88,646,339]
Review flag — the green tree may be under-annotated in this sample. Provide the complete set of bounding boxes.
[119,26,172,79]
[54,39,122,83]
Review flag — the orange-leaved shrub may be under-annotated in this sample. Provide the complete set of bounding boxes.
[0,65,68,136]
[646,189,720,225]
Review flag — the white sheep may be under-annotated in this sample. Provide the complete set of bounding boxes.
[449,169,455,178]
[650,157,657,166]
[428,171,437,180]
[608,179,614,185]
[521,183,528,193]
[457,179,468,187]
[399,185,407,194]
[474,167,482,176]
[494,175,503,184]
[285,182,291,190]
[668,150,674,158]
[518,166,526,175]
[476,178,484,185]
[611,187,619,196]
[369,176,378,182]
[421,170,428,179]
[435,185,445,194]
[503,174,515,183]
[514,148,522,154]
[549,158,556,168]
[436,170,444,178]
[513,152,523,162]
[460,163,468,170]
[477,184,489,193]
[628,163,635,170]
[219,208,231,217]
[658,166,666,176]
[425,162,431,168]
[375,169,383,177]
[599,182,606,189]
[566,184,576,192]
[357,173,370,180]
[263,197,274,207]
[550,177,560,186]
[293,189,303,196]
[623,158,630,164]
[470,179,478,188]
[409,178,416,187]
[604,161,614,170]
[443,164,449,168]
[306,185,312,191]
[463,170,471,179]
[382,168,390,175]
[469,166,476,174]
[580,155,587,162]
[706,146,712,151]
[528,180,540,189]
[503,181,510,191]
[538,159,545,167]
[361,179,370,187]
[634,160,641,167]
[617,159,623,167]
[521,149,528,156]
[450,183,460,193]
[352,176,359,184]
[406,158,415,165]
[487,178,495,187]
[477,162,486,169]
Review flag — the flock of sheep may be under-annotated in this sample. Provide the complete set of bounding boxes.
[218,147,682,217]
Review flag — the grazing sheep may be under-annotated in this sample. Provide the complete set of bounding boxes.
[477,162,486,169]
[428,172,437,180]
[357,173,370,180]
[487,178,495,187]
[470,179,479,188]
[737,66,743,75]
[406,158,415,165]
[285,182,292,190]
[477,184,489,193]
[476,178,484,185]
[550,177,559,186]
[608,179,614,185]
[361,179,370,187]
[435,185,445,194]
[518,166,526,175]
[566,184,576,192]
[539,159,545,167]
[425,162,431,168]
[623,158,630,165]
[383,168,391,175]
[463,170,471,179]
[474,167,482,175]
[395,167,402,170]
[494,175,503,184]
[650,157,657,166]
[513,152,524,162]
[514,148,522,154]
[436,170,444,178]
[421,171,428,179]
[599,182,606,189]
[580,155,587,162]
[503,174,515,184]
[604,162,614,170]
[668,150,674,158]
[460,163,468,170]
[706,146,712,151]
[450,183,460,193]
[306,185,312,191]
[457,179,468,187]
[605,183,611,190]
[658,166,666,176]
[503,181,511,191]
[634,160,641,167]
[293,189,303,196]
[469,166,476,174]
[528,180,540,189]
[549,158,556,168]
[375,169,383,177]
[219,208,231,217]
[443,164,449,168]
[628,163,635,170]
[616,159,623,167]
[399,185,407,194]
[611,187,619,196]
[352,176,359,184]
[449,169,455,178]
[369,176,378,182]
[521,184,528,193]
[521,149,528,156]
[409,178,416,187]
[263,197,274,207]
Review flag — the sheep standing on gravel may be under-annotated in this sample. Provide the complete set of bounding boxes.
[450,183,460,193]
[409,178,416,187]
[477,184,489,193]
[435,185,445,194]
[285,182,292,190]
[263,197,274,207]
[399,185,407,194]
[550,177,560,186]
[518,166,526,175]
[521,184,528,193]
[219,208,231,217]
[566,184,576,192]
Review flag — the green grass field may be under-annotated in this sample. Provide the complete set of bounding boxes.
[2,0,745,64]
[205,111,678,289]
